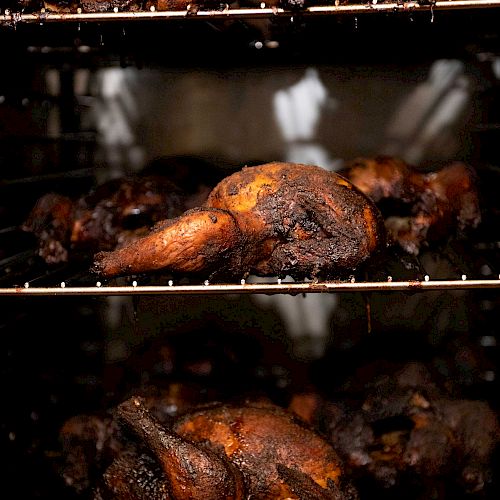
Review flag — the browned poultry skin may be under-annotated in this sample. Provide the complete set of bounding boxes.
[92,207,244,278]
[22,175,185,264]
[21,193,75,264]
[96,450,172,500]
[321,362,500,496]
[339,156,423,204]
[70,175,184,251]
[117,397,245,500]
[341,156,481,255]
[173,402,352,499]
[92,162,386,280]
[113,397,356,500]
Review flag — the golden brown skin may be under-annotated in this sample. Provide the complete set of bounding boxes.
[112,397,357,500]
[173,402,353,499]
[116,397,246,500]
[92,162,386,280]
[339,156,423,205]
[92,207,244,278]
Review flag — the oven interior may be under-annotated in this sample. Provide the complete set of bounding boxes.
[1,3,500,499]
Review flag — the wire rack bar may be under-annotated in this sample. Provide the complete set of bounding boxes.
[1,278,500,295]
[3,1,500,24]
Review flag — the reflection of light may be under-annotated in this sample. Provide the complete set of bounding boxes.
[92,68,146,178]
[492,57,500,79]
[96,68,139,147]
[272,67,338,170]
[273,68,330,142]
[382,59,471,164]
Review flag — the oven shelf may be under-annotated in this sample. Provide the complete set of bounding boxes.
[2,0,500,25]
[1,277,500,295]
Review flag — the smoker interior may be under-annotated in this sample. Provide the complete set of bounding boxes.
[1,4,500,499]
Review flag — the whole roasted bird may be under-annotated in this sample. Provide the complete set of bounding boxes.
[93,396,358,499]
[92,162,386,281]
[340,156,481,255]
[290,362,500,499]
[22,175,186,265]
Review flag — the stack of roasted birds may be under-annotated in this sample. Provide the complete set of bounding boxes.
[56,359,500,499]
[23,157,482,281]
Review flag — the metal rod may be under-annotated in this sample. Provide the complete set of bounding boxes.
[2,1,500,24]
[0,167,95,186]
[1,278,500,296]
[0,249,36,268]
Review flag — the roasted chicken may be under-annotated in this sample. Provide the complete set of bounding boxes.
[297,362,500,499]
[22,156,228,265]
[21,192,76,264]
[340,156,481,255]
[92,396,358,499]
[22,175,186,264]
[92,162,386,281]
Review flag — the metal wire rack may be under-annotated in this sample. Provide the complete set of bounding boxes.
[1,274,499,295]
[2,0,500,24]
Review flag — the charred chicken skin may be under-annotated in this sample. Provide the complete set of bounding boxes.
[340,156,481,255]
[92,162,386,280]
[95,396,357,500]
[22,175,185,264]
[310,362,500,497]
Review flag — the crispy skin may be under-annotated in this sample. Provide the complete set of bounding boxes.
[95,450,172,500]
[174,402,352,499]
[22,193,75,264]
[92,207,244,278]
[22,175,185,264]
[117,397,245,500]
[92,162,386,280]
[71,176,184,251]
[112,397,356,500]
[322,363,500,495]
[339,156,423,205]
[341,156,481,255]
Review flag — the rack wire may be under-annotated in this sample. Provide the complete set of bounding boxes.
[0,276,499,295]
[2,0,500,24]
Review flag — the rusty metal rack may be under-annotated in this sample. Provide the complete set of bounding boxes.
[1,276,499,295]
[2,0,500,24]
